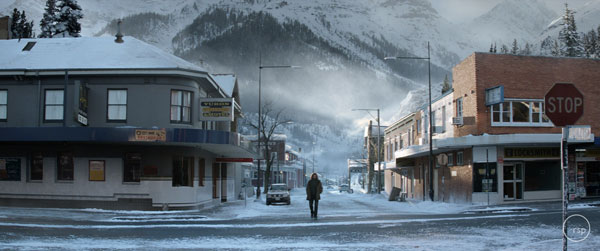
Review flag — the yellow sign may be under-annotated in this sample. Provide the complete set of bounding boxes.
[134,129,166,142]
[89,160,105,181]
[504,147,560,159]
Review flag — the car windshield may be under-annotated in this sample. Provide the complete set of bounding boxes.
[271,185,286,191]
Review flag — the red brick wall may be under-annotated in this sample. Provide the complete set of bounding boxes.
[453,53,600,137]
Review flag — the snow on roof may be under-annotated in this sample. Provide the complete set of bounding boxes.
[211,74,236,98]
[0,36,206,73]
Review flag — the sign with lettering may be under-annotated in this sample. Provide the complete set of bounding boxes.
[89,160,105,181]
[73,81,89,126]
[504,147,560,159]
[199,98,234,121]
[544,83,584,127]
[134,129,166,142]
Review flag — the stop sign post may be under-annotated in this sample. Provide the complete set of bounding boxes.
[545,83,584,251]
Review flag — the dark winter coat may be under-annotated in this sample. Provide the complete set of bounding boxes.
[306,178,323,201]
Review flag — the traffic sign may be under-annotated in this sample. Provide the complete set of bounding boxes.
[544,83,584,127]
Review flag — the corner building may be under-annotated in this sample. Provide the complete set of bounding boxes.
[0,37,254,210]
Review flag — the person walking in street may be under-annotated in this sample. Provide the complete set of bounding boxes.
[306,173,323,219]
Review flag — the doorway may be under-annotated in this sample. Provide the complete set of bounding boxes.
[503,163,524,200]
[221,164,227,202]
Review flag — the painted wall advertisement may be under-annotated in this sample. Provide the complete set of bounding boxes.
[199,98,234,121]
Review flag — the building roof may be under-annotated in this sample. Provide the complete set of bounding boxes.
[0,36,206,74]
[210,74,236,98]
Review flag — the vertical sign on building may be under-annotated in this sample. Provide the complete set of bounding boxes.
[74,81,88,126]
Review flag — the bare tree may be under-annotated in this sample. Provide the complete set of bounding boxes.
[247,101,292,195]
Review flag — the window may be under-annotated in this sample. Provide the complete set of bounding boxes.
[447,153,454,167]
[491,99,551,126]
[170,90,192,123]
[44,90,64,121]
[173,156,194,187]
[57,152,74,181]
[124,153,141,182]
[431,110,437,133]
[416,119,420,133]
[30,153,43,181]
[456,98,463,118]
[0,158,21,181]
[198,158,205,186]
[473,163,497,192]
[0,90,7,121]
[524,161,560,191]
[107,89,127,121]
[456,151,464,166]
[441,106,446,133]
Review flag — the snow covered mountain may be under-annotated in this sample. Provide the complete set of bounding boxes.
[4,0,599,175]
[465,0,557,47]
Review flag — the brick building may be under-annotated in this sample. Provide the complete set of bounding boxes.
[385,53,600,204]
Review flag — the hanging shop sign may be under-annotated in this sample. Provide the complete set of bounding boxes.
[485,85,504,106]
[199,98,234,121]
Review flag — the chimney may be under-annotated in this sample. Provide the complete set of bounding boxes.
[114,19,124,43]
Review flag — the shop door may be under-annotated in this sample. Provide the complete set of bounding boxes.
[503,163,524,200]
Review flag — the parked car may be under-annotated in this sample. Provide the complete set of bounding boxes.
[339,184,353,193]
[266,183,291,205]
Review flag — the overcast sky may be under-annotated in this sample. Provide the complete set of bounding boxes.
[430,0,593,23]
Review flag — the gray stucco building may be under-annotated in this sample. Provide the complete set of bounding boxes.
[0,36,254,210]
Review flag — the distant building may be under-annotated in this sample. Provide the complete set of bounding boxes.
[0,36,254,210]
[364,120,386,193]
[385,53,600,204]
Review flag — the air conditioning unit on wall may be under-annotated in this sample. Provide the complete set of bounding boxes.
[452,117,463,125]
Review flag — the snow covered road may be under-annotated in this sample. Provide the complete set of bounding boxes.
[1,188,599,250]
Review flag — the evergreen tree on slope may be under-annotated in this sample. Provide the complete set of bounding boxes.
[39,0,59,38]
[558,4,583,57]
[56,0,83,37]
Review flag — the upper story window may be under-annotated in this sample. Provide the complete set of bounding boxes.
[491,99,551,127]
[416,119,420,134]
[0,90,7,121]
[107,89,127,122]
[44,89,64,121]
[441,106,446,133]
[170,90,192,124]
[456,98,463,118]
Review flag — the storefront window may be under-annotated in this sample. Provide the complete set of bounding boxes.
[473,163,497,192]
[524,161,560,191]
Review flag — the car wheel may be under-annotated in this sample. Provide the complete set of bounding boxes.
[266,201,271,205]
[287,201,291,205]
[349,189,353,194]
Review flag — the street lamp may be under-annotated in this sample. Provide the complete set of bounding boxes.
[256,57,300,199]
[384,41,433,201]
[352,108,382,194]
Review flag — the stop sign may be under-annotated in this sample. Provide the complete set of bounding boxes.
[544,83,584,127]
